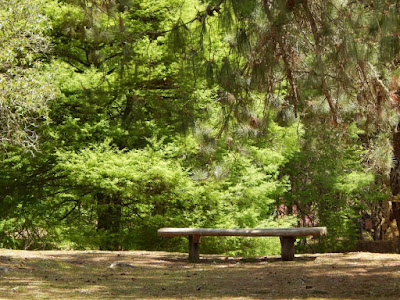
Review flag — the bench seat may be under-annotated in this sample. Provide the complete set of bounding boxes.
[157,227,327,261]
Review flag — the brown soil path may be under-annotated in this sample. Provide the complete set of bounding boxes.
[0,249,399,299]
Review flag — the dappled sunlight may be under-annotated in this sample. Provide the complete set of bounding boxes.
[1,250,400,299]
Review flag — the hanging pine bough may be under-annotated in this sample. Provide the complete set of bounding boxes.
[205,1,393,128]
[380,36,400,63]
[231,0,257,19]
[235,28,251,54]
[219,57,235,91]
[168,19,189,54]
[205,60,215,87]
[208,1,399,134]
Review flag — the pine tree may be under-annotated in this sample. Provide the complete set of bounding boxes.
[172,0,400,249]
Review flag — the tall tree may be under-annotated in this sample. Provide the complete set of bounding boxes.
[177,0,400,248]
[43,0,210,249]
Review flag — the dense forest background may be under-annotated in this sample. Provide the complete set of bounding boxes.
[1,0,400,256]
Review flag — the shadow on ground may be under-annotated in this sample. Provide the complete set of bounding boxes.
[0,250,399,299]
[157,255,317,264]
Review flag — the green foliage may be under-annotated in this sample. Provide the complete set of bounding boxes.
[231,0,257,19]
[168,19,189,53]
[49,134,293,254]
[0,0,55,150]
[0,0,397,257]
[282,123,386,252]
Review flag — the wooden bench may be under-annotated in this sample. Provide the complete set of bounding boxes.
[157,227,327,262]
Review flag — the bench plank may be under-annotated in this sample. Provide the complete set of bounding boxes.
[158,227,327,237]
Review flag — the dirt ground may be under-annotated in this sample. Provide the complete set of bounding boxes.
[0,249,400,299]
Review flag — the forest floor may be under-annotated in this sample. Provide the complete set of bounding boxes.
[0,249,399,299]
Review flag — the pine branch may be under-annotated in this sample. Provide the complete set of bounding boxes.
[57,50,90,68]
[302,0,338,126]
[59,200,81,221]
[276,36,300,118]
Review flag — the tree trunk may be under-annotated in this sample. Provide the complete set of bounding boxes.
[390,124,400,252]
[96,193,122,250]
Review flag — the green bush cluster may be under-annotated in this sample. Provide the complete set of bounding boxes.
[0,0,394,257]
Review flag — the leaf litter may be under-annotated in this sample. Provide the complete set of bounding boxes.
[0,249,399,299]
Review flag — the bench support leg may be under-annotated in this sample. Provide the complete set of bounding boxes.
[188,235,201,262]
[280,236,296,261]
